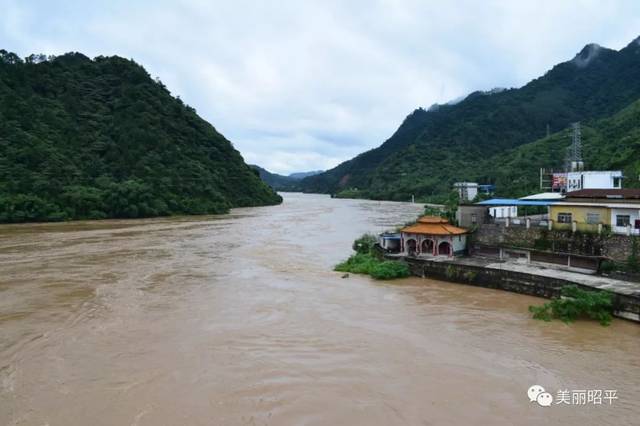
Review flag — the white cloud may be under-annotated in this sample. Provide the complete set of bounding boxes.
[1,0,639,174]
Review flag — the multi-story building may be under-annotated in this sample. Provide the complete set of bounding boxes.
[549,189,640,235]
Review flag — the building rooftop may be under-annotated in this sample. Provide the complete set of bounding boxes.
[417,215,449,224]
[552,202,640,209]
[401,216,467,235]
[475,198,555,206]
[565,189,640,199]
[519,192,565,201]
[566,170,623,175]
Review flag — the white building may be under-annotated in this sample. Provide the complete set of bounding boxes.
[489,206,518,218]
[610,206,640,236]
[565,170,623,192]
[453,182,478,202]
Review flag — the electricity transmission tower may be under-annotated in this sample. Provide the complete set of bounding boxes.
[565,122,583,172]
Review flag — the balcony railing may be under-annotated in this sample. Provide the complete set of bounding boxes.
[488,215,551,230]
[483,215,640,236]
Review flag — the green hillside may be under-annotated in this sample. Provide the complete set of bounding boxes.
[487,98,640,197]
[250,165,300,191]
[301,37,640,201]
[0,50,281,223]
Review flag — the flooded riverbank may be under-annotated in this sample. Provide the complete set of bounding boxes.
[1,193,638,425]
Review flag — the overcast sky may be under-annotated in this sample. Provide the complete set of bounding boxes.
[2,1,640,174]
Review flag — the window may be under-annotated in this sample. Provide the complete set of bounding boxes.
[557,212,572,224]
[616,215,631,227]
[471,213,477,224]
[613,177,622,188]
[586,213,600,224]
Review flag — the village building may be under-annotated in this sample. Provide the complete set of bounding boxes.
[400,216,468,257]
[550,188,640,235]
[453,182,495,202]
[547,169,624,192]
[453,182,478,202]
[456,204,490,228]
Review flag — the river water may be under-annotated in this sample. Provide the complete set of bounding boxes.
[0,193,638,425]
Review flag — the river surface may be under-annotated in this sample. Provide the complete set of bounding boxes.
[0,193,638,425]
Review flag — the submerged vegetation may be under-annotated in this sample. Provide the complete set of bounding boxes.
[528,285,614,326]
[335,253,410,280]
[336,233,410,280]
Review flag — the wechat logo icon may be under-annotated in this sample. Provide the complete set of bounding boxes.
[528,385,553,407]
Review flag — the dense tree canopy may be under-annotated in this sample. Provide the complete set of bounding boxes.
[301,38,640,202]
[0,50,281,223]
[250,165,301,191]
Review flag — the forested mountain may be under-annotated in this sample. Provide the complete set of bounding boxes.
[288,170,323,179]
[0,50,281,223]
[250,165,323,191]
[487,97,640,197]
[250,165,300,191]
[301,37,640,201]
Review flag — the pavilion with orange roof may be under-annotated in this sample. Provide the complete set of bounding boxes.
[400,216,468,257]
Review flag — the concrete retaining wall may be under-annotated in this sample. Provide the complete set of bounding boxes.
[397,256,640,322]
[473,223,636,262]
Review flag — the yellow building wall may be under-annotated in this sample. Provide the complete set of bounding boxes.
[549,205,610,230]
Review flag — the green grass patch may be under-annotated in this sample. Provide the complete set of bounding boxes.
[335,253,410,280]
[528,285,614,326]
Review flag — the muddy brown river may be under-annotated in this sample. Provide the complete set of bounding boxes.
[0,193,638,425]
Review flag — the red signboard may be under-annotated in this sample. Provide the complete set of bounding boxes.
[552,173,567,190]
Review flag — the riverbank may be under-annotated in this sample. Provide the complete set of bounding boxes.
[383,251,640,322]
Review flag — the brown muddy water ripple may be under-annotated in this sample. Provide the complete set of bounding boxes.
[0,193,638,425]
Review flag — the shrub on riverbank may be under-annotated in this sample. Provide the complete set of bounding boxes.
[528,285,614,326]
[335,253,410,280]
[352,234,378,254]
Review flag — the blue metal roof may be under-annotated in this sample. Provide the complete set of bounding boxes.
[475,198,556,206]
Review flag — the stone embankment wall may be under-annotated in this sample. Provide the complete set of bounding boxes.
[400,257,640,322]
[472,223,635,262]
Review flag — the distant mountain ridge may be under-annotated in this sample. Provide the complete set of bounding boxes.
[250,165,323,191]
[300,36,640,201]
[0,50,281,222]
[288,170,323,180]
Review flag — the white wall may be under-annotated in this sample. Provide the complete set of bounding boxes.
[610,208,640,236]
[566,171,622,192]
[467,186,478,201]
[489,206,518,218]
[454,182,478,201]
